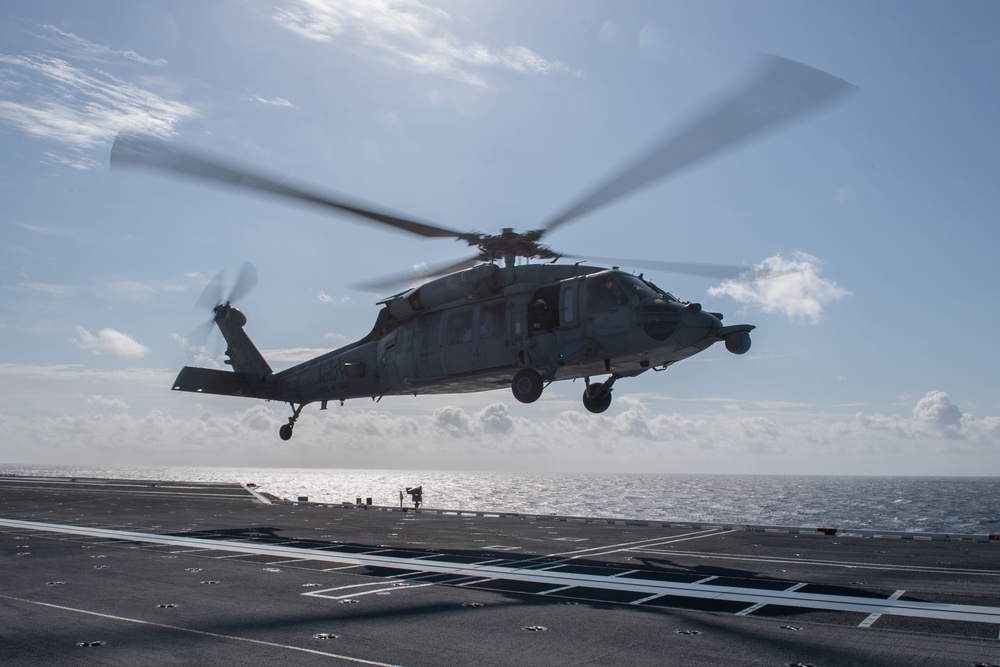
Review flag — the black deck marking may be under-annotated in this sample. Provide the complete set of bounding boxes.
[369,549,427,559]
[639,595,755,613]
[550,586,652,604]
[748,604,872,626]
[323,545,382,554]
[549,564,629,576]
[708,577,797,591]
[352,565,419,578]
[619,570,705,583]
[794,583,895,599]
[464,579,563,594]
[421,554,493,564]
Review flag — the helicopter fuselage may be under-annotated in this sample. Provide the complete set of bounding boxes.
[173,263,753,438]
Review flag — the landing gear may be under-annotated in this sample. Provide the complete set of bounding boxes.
[279,403,305,441]
[511,368,543,403]
[582,376,616,414]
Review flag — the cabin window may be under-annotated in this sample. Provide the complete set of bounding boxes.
[479,302,505,339]
[448,310,473,344]
[561,283,577,326]
[586,275,628,312]
[529,285,560,333]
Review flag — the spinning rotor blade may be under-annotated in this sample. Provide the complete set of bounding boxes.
[194,261,258,308]
[196,269,226,311]
[354,255,483,292]
[227,261,258,304]
[187,262,258,360]
[111,134,464,240]
[185,318,218,358]
[538,55,854,235]
[562,256,747,280]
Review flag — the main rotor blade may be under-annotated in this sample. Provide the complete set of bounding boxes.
[538,55,854,234]
[111,134,464,240]
[562,255,747,280]
[354,255,483,292]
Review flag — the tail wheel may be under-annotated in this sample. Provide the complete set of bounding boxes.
[279,403,305,441]
[582,383,613,414]
[511,369,543,403]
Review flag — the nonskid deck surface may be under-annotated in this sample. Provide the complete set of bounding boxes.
[1,476,998,666]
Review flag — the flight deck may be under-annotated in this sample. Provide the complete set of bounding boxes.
[1,476,998,666]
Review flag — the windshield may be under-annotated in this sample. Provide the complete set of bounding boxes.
[616,273,662,301]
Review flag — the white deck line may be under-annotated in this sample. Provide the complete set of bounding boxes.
[3,517,999,625]
[241,483,274,504]
[633,547,1000,578]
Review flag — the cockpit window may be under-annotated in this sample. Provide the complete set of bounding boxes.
[617,274,660,301]
[621,274,678,302]
[586,275,628,311]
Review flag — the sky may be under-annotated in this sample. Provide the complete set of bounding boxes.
[1,0,999,475]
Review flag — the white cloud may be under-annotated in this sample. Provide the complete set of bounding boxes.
[13,222,57,235]
[272,0,578,87]
[72,326,150,358]
[1,361,997,475]
[248,95,294,107]
[100,278,187,303]
[263,347,332,363]
[323,332,350,344]
[856,390,1000,443]
[18,282,74,296]
[317,290,350,304]
[0,54,196,148]
[912,390,963,433]
[38,24,168,67]
[17,276,188,302]
[170,332,223,369]
[42,151,100,170]
[707,252,851,324]
[84,394,129,410]
[0,24,196,168]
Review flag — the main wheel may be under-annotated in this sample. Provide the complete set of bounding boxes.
[279,424,294,441]
[582,383,612,414]
[511,368,543,403]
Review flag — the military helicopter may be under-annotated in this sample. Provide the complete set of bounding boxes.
[111,56,851,441]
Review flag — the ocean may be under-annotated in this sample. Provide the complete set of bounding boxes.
[2,464,997,535]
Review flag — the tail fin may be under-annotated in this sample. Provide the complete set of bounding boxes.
[213,304,272,378]
[172,304,272,398]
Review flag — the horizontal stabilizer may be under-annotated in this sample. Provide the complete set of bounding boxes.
[172,366,270,399]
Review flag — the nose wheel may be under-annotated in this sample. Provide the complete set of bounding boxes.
[279,403,305,440]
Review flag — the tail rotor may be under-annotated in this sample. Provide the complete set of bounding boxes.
[185,262,258,362]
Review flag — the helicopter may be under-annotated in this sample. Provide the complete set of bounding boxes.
[111,55,851,441]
